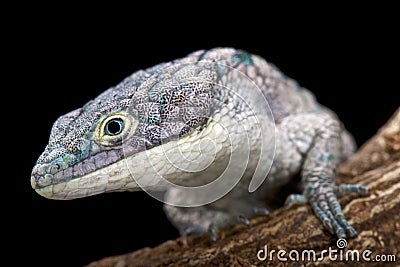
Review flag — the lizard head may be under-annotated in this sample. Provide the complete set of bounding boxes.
[31,59,217,199]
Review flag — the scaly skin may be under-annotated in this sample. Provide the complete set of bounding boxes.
[31,48,369,240]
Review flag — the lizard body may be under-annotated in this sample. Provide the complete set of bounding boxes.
[31,48,368,239]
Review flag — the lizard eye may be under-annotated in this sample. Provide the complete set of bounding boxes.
[94,112,137,146]
[104,118,124,136]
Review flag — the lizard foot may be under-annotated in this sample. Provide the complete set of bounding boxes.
[206,214,253,241]
[206,216,252,242]
[285,182,369,239]
[164,204,266,241]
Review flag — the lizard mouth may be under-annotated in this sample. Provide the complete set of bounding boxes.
[31,164,123,200]
[31,148,127,199]
[31,174,109,200]
[32,182,57,199]
[31,156,131,200]
[30,146,163,200]
[30,172,108,200]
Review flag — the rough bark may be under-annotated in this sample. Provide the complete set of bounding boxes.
[87,109,400,267]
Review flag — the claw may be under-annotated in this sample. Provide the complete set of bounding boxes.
[322,219,335,235]
[237,214,252,227]
[335,227,346,240]
[208,224,217,242]
[335,214,358,237]
[182,226,202,236]
[284,194,307,209]
[336,184,370,197]
[311,201,334,234]
[252,207,269,216]
[346,226,358,238]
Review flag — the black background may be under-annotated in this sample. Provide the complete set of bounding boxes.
[9,7,398,267]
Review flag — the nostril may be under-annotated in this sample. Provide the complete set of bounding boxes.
[36,164,47,176]
[31,167,54,189]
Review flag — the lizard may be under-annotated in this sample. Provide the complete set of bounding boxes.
[31,47,369,240]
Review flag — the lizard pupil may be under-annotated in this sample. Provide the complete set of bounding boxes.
[105,118,124,136]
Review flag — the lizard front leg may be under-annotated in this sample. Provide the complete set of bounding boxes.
[163,188,269,241]
[280,111,369,239]
[163,204,234,241]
